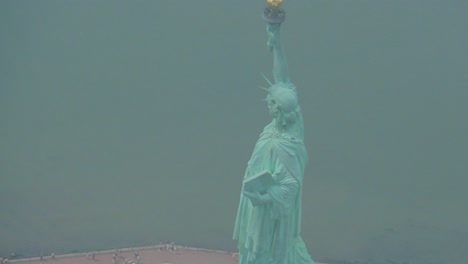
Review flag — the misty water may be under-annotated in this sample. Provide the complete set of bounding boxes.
[1,1,467,264]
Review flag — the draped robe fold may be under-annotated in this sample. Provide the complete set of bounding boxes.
[233,120,314,264]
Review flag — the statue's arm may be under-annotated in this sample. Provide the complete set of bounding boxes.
[267,171,299,212]
[267,24,290,84]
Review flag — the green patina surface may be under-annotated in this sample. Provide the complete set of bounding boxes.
[233,12,315,263]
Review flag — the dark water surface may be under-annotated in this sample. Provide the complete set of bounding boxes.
[1,1,467,264]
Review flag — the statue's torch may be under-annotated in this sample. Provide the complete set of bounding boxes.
[267,0,284,9]
[263,0,286,25]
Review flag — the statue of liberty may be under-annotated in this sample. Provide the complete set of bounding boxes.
[233,1,315,263]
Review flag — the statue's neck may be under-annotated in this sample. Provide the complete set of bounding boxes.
[272,119,295,137]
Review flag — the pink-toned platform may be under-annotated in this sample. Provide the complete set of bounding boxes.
[10,246,236,264]
[9,245,326,264]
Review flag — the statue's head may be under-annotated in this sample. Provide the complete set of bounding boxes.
[265,83,300,128]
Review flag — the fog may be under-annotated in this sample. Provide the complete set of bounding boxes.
[1,1,467,263]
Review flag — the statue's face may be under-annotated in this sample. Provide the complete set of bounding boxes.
[266,95,279,118]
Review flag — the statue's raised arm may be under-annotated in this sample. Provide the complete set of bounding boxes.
[267,23,290,84]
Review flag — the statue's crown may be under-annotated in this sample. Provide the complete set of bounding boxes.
[268,83,299,113]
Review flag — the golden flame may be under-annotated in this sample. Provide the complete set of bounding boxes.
[267,0,284,9]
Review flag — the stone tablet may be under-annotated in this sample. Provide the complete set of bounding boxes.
[243,170,274,194]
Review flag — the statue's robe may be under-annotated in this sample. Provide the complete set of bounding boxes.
[233,120,314,264]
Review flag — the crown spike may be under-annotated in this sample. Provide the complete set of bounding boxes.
[260,73,273,86]
[258,86,270,92]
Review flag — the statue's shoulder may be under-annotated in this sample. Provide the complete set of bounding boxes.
[259,127,303,146]
[281,133,303,145]
[260,121,276,134]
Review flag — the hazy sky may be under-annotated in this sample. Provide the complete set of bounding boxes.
[1,1,467,263]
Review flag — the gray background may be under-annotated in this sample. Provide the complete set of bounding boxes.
[1,1,467,263]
